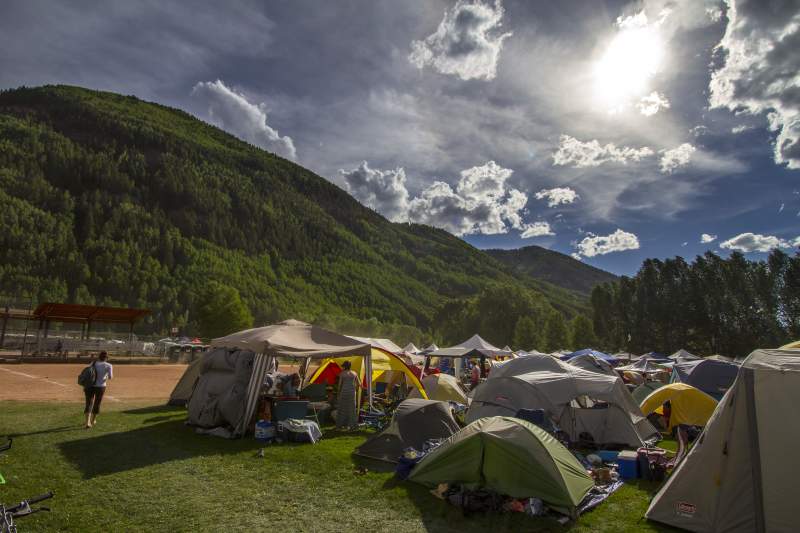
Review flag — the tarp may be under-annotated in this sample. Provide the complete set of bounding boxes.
[211,319,371,359]
[562,348,617,364]
[408,416,594,517]
[467,354,657,447]
[671,359,739,399]
[646,348,800,532]
[308,347,427,399]
[408,373,468,404]
[639,383,718,430]
[355,399,459,462]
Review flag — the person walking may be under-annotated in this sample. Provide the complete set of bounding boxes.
[84,351,113,428]
[336,361,361,430]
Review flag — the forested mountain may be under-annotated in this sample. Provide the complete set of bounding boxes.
[0,85,586,343]
[486,246,618,296]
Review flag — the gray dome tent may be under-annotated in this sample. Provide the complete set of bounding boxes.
[567,353,618,377]
[355,399,460,463]
[646,348,800,532]
[671,358,739,400]
[468,354,657,447]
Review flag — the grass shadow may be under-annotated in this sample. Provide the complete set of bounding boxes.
[121,405,177,415]
[58,420,262,479]
[5,425,85,439]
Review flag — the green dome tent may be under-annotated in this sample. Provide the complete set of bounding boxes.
[409,416,594,517]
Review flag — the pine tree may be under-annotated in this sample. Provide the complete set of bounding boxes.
[570,314,597,349]
[543,311,569,352]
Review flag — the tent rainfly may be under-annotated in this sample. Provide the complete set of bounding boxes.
[186,320,372,437]
[408,416,594,518]
[355,399,460,463]
[408,373,468,404]
[646,348,800,532]
[567,353,618,377]
[671,358,739,400]
[639,383,718,430]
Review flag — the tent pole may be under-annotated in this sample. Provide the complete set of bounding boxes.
[365,352,373,410]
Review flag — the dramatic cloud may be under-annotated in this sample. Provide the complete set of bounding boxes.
[409,0,512,81]
[552,135,654,168]
[709,0,800,168]
[520,221,554,238]
[700,233,717,243]
[192,80,296,160]
[534,187,579,207]
[339,162,409,222]
[719,232,792,253]
[574,229,640,258]
[637,91,671,116]
[406,161,530,236]
[659,143,696,174]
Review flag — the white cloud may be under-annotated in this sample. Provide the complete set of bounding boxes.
[709,0,800,168]
[779,203,785,213]
[731,124,753,134]
[719,232,791,253]
[552,135,654,168]
[520,221,554,238]
[339,162,409,222]
[534,187,579,207]
[192,80,296,160]
[571,252,583,261]
[575,229,640,258]
[700,233,717,243]
[637,91,671,116]
[681,241,688,247]
[406,161,530,236]
[659,143,696,173]
[409,0,511,81]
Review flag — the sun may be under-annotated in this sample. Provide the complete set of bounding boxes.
[593,23,665,111]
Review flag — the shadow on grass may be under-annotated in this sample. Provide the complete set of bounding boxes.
[58,420,262,479]
[6,425,85,439]
[121,405,177,415]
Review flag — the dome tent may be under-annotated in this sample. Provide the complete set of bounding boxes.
[467,354,658,447]
[646,349,800,532]
[671,358,739,400]
[355,399,459,463]
[567,353,618,377]
[408,373,468,404]
[408,416,594,518]
[168,354,205,406]
[631,381,664,405]
[639,383,718,430]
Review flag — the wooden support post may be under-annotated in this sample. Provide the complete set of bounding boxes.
[0,307,8,349]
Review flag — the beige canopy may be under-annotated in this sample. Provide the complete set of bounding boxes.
[211,319,371,359]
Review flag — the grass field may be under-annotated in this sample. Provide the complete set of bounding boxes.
[0,401,676,532]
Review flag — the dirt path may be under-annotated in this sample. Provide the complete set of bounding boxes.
[0,364,187,402]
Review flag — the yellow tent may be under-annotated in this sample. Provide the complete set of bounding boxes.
[640,383,718,430]
[309,347,427,399]
[780,340,800,349]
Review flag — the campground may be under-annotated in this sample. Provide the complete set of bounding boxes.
[0,400,677,532]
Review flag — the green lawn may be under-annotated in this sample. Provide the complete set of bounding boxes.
[0,402,675,532]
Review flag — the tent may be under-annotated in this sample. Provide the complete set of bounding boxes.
[780,340,800,349]
[403,342,420,354]
[355,399,460,463]
[426,334,513,378]
[308,347,427,398]
[408,416,594,517]
[639,383,718,430]
[408,373,468,404]
[467,354,658,447]
[563,348,617,364]
[636,352,670,362]
[669,349,701,361]
[616,357,668,375]
[631,381,664,405]
[646,348,800,532]
[567,353,618,377]
[349,336,403,354]
[186,320,371,437]
[167,355,205,406]
[671,359,739,399]
[419,343,439,354]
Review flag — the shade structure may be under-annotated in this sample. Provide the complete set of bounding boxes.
[639,383,718,430]
[308,347,427,399]
[409,416,594,517]
[467,354,657,447]
[211,319,371,359]
[428,334,512,360]
[355,399,459,463]
[671,358,739,400]
[646,349,800,532]
[349,336,403,354]
[408,373,468,404]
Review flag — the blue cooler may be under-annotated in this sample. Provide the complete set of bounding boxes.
[597,450,620,463]
[254,420,275,443]
[616,450,639,479]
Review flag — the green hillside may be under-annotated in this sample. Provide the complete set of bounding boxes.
[0,85,588,342]
[486,246,618,296]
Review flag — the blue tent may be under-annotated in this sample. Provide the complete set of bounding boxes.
[670,359,739,400]
[562,348,617,364]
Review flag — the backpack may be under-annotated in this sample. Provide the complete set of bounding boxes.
[78,362,97,388]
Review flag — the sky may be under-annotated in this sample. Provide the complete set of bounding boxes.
[1,0,799,275]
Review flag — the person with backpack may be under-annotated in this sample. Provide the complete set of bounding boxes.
[80,351,113,428]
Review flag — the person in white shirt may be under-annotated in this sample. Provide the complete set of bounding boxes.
[83,351,113,428]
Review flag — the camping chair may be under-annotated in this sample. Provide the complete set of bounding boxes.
[273,400,310,425]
